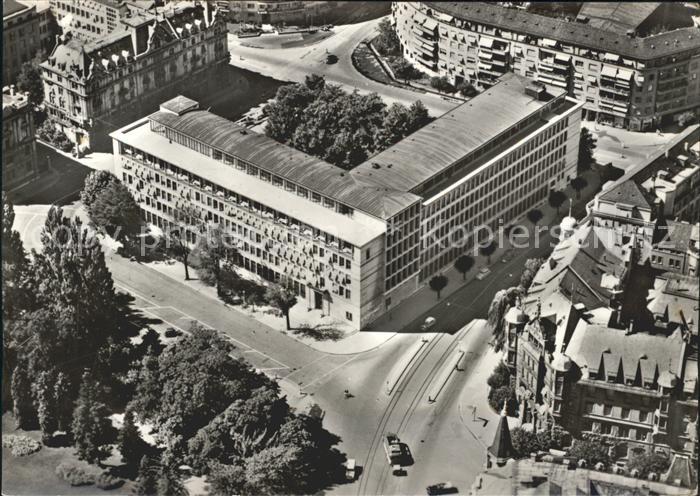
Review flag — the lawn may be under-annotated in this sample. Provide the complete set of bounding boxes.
[2,414,135,495]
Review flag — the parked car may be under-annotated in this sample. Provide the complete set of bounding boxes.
[344,458,356,481]
[420,316,436,331]
[475,267,491,280]
[325,53,338,64]
[426,482,457,495]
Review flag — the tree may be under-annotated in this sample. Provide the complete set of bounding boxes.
[527,209,543,225]
[304,73,326,92]
[578,127,596,173]
[519,258,543,291]
[456,80,477,97]
[454,255,475,280]
[391,57,419,82]
[71,371,112,464]
[157,466,188,496]
[429,76,455,93]
[510,427,540,458]
[166,201,203,280]
[488,385,517,416]
[245,445,302,495]
[536,424,570,452]
[265,82,317,142]
[16,56,44,106]
[626,451,670,478]
[89,179,142,243]
[548,190,567,214]
[208,463,246,496]
[429,274,448,299]
[80,170,118,212]
[487,361,511,390]
[487,287,520,351]
[36,118,73,152]
[134,455,159,496]
[34,370,58,443]
[265,279,298,330]
[119,409,145,468]
[567,436,612,466]
[479,240,497,264]
[11,358,36,430]
[194,224,237,296]
[2,192,30,319]
[54,372,74,434]
[570,176,588,199]
[374,18,400,56]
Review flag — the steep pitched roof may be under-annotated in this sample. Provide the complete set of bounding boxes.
[489,410,515,462]
[578,2,661,33]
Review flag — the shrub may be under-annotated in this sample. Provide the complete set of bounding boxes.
[2,434,42,457]
[164,327,181,338]
[429,76,455,93]
[487,361,511,390]
[626,452,670,479]
[55,462,96,486]
[95,472,125,490]
[567,437,612,466]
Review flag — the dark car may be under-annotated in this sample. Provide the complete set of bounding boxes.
[325,53,338,64]
[426,482,457,495]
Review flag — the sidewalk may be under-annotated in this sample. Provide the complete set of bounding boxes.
[140,258,397,355]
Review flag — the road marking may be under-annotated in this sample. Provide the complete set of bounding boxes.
[284,354,329,380]
[114,280,293,370]
[300,355,358,389]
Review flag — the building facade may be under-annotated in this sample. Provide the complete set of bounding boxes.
[392,2,700,130]
[2,87,39,193]
[48,0,144,43]
[112,73,582,330]
[220,1,333,25]
[40,1,229,149]
[3,0,42,85]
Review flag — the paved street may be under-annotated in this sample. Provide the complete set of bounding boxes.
[228,20,459,117]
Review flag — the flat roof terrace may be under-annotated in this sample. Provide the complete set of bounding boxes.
[351,74,568,195]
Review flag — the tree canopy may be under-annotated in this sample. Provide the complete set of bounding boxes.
[578,127,596,173]
[265,279,298,330]
[88,179,142,243]
[16,56,44,106]
[454,255,475,280]
[374,18,401,56]
[428,274,448,299]
[265,75,431,169]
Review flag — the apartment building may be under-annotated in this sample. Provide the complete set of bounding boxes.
[510,223,698,462]
[392,2,700,130]
[640,156,700,223]
[112,73,582,329]
[221,1,333,25]
[2,87,39,193]
[48,0,143,43]
[41,0,228,150]
[3,0,41,84]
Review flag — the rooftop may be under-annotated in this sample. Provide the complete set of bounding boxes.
[351,73,568,194]
[577,2,661,33]
[147,105,419,220]
[598,180,655,211]
[3,0,31,18]
[2,88,30,117]
[110,119,388,247]
[425,2,700,60]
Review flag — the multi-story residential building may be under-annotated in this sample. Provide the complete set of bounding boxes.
[41,0,229,150]
[2,87,39,193]
[111,73,583,330]
[392,2,700,130]
[650,221,699,277]
[511,222,698,462]
[48,0,153,43]
[221,1,333,25]
[3,0,42,84]
[640,155,700,223]
[18,0,58,56]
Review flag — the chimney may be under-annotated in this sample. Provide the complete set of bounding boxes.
[9,85,15,96]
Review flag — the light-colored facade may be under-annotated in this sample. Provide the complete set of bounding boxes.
[48,0,145,43]
[392,2,700,130]
[220,1,333,25]
[641,157,700,223]
[3,0,41,85]
[40,0,229,150]
[112,74,582,330]
[2,87,39,193]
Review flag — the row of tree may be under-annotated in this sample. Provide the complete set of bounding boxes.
[265,74,431,168]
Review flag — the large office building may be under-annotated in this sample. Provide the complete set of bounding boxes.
[3,0,42,85]
[2,87,39,193]
[112,73,582,330]
[218,1,334,25]
[392,2,700,130]
[41,0,229,150]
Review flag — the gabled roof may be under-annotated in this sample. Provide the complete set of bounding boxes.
[598,180,654,211]
[3,0,31,18]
